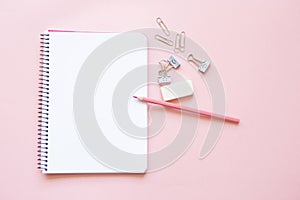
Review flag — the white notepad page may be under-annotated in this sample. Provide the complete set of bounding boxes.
[42,31,148,173]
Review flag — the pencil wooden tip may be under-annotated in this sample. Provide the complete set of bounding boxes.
[133,96,143,101]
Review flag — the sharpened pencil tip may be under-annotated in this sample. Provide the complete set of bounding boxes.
[132,96,137,99]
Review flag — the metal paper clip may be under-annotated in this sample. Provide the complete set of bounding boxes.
[174,34,180,53]
[174,32,185,53]
[155,35,173,46]
[179,31,185,52]
[156,17,170,36]
[187,54,211,73]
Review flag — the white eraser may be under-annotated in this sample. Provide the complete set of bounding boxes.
[160,80,194,101]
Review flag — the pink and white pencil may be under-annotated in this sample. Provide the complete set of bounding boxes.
[133,96,240,124]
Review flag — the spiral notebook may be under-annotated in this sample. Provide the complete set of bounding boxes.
[38,30,148,174]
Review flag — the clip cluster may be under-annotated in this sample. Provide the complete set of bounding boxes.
[157,56,181,85]
[155,17,211,74]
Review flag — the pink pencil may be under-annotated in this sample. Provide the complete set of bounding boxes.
[133,96,240,124]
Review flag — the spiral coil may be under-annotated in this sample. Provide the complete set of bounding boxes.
[37,33,50,171]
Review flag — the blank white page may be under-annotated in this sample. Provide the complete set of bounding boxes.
[43,31,147,173]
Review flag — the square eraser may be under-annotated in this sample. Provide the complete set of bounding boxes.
[160,80,194,101]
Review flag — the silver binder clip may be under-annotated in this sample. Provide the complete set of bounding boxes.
[167,55,180,69]
[187,54,211,73]
[158,75,172,85]
[156,17,170,36]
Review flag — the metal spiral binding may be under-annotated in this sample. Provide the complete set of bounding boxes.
[37,33,50,171]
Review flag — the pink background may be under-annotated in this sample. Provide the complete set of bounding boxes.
[1,0,300,199]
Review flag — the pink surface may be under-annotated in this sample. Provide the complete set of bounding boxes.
[1,0,300,199]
